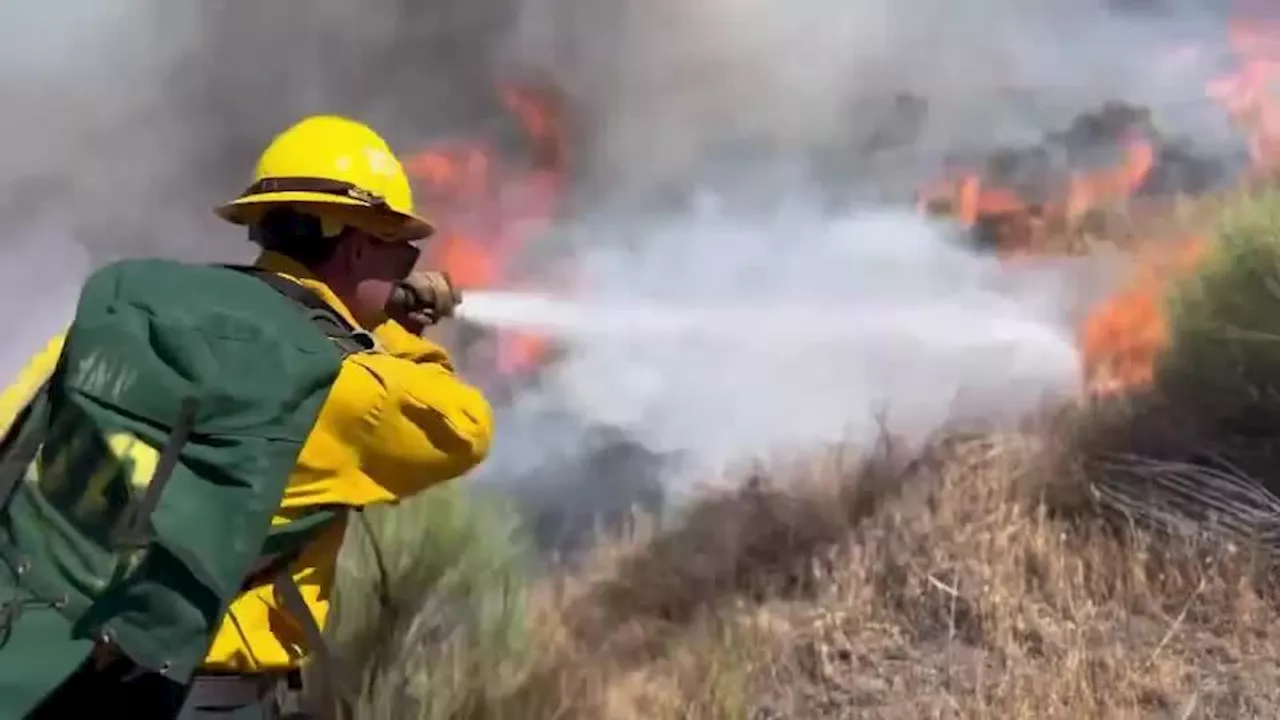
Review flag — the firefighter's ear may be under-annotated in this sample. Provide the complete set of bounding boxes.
[336,230,368,266]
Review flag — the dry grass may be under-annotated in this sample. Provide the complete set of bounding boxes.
[483,425,1280,719]
[331,187,1280,718]
[334,422,1280,718]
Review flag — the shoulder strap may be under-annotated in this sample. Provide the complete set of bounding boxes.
[219,265,377,357]
[0,373,54,514]
[111,396,200,549]
[237,506,342,592]
[0,359,200,555]
[218,265,369,707]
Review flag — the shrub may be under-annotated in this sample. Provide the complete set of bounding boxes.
[326,481,536,719]
[1157,187,1280,445]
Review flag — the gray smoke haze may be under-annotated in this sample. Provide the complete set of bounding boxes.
[0,1,1249,501]
[510,0,1239,199]
[0,0,524,381]
[475,0,1237,494]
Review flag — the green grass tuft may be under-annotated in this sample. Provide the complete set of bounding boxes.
[327,481,536,719]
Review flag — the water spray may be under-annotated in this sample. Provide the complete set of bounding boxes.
[455,290,688,336]
[455,288,1081,351]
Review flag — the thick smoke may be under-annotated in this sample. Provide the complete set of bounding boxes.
[509,0,1236,201]
[475,0,1235,501]
[0,1,1247,518]
[0,0,520,380]
[469,205,1101,496]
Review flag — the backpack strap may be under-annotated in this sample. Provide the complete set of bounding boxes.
[0,359,200,557]
[220,265,378,357]
[219,263,373,590]
[0,374,54,516]
[218,264,380,711]
[237,507,342,592]
[110,396,200,549]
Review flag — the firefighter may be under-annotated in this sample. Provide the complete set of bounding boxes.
[0,115,494,718]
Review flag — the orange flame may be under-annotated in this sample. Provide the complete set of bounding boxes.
[1077,6,1280,398]
[404,83,568,378]
[1208,15,1280,175]
[1064,137,1156,220]
[407,9,1279,396]
[920,5,1280,398]
[916,132,1158,278]
[918,133,1156,254]
[1077,237,1208,397]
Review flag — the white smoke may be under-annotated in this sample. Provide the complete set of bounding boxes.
[0,0,1243,502]
[0,225,91,385]
[468,199,1106,492]
[466,0,1232,492]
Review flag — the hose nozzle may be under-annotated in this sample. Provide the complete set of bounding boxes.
[387,271,462,327]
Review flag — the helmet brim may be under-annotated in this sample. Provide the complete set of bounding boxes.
[216,190,435,242]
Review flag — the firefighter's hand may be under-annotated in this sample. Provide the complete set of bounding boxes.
[387,271,462,333]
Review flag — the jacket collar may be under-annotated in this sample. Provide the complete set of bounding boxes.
[252,251,366,331]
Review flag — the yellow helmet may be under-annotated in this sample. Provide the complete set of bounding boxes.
[215,114,434,242]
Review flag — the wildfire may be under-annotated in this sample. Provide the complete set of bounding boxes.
[403,83,569,380]
[1207,13,1280,175]
[407,7,1280,401]
[917,102,1159,258]
[1079,5,1280,397]
[922,6,1280,398]
[1077,236,1208,396]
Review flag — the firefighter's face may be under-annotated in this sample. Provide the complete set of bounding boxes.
[339,230,421,325]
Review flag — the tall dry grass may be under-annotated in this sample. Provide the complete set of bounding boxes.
[320,421,1280,718]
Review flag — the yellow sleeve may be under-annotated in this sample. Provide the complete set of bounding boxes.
[277,345,494,510]
[369,317,455,367]
[0,333,67,441]
[205,323,493,672]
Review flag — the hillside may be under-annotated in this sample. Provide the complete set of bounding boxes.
[320,187,1280,720]
[530,426,1280,719]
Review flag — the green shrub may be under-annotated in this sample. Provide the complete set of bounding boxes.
[1156,187,1280,441]
[326,481,537,719]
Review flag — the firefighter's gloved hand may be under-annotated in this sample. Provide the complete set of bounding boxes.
[387,271,462,333]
